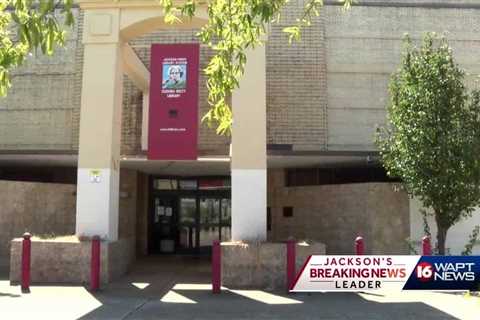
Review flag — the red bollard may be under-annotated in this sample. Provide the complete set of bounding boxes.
[286,239,296,292]
[355,236,365,255]
[422,235,432,255]
[90,236,100,292]
[212,240,221,294]
[21,232,31,293]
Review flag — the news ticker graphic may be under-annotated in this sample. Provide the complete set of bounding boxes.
[290,255,480,292]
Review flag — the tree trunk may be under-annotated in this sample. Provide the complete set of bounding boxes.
[436,224,449,255]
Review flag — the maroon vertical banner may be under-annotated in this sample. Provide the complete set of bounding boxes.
[148,44,199,160]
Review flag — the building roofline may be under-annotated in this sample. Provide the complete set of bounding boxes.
[267,149,379,157]
[325,0,480,9]
[0,150,78,155]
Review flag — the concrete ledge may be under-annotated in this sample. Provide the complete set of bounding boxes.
[221,241,326,291]
[10,237,135,286]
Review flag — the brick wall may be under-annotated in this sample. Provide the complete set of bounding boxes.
[324,3,480,151]
[118,169,138,239]
[2,2,480,154]
[0,9,82,151]
[121,78,143,155]
[71,9,84,151]
[266,0,328,151]
[267,169,410,254]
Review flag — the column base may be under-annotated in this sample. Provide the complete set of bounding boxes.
[9,237,135,286]
[76,168,119,241]
[231,169,267,241]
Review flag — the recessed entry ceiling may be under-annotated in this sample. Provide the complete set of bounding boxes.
[119,154,376,175]
[0,154,77,167]
[121,157,230,176]
[268,155,376,169]
[0,153,376,176]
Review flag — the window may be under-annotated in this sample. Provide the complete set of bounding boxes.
[267,207,272,231]
[283,207,293,218]
[179,180,197,190]
[286,167,400,187]
[153,179,178,190]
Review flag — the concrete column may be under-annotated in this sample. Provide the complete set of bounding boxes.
[141,91,149,151]
[231,45,267,241]
[76,10,123,241]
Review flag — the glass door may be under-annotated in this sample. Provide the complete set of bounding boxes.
[220,198,231,241]
[150,194,231,254]
[178,197,198,253]
[199,198,220,253]
[151,196,177,254]
[198,197,231,253]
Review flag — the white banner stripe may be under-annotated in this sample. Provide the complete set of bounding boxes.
[291,255,421,292]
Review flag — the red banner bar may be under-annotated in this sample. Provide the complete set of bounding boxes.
[286,239,296,292]
[148,44,200,160]
[355,236,365,255]
[212,240,221,294]
[90,236,100,291]
[21,232,31,293]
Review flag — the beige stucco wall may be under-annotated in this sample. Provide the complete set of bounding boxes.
[268,170,410,254]
[410,197,480,255]
[222,241,326,291]
[0,180,76,267]
[10,237,135,285]
[0,169,140,267]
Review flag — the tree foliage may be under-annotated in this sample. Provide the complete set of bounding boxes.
[0,0,74,96]
[163,0,353,134]
[376,33,480,254]
[462,225,480,256]
[0,0,353,134]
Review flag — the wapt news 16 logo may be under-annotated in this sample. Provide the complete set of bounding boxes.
[403,256,480,291]
[290,255,480,292]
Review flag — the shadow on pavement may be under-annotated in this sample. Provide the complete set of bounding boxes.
[76,256,458,320]
[0,261,9,281]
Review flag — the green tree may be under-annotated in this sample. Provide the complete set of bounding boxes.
[0,0,353,134]
[0,0,74,96]
[376,33,480,254]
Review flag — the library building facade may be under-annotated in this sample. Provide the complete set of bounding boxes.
[2,0,480,284]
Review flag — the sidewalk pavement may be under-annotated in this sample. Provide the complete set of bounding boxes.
[1,256,479,320]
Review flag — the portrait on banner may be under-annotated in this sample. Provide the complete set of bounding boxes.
[162,59,187,90]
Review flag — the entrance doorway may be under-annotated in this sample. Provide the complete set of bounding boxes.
[149,177,231,255]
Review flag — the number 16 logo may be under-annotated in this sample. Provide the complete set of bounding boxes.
[416,262,434,282]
